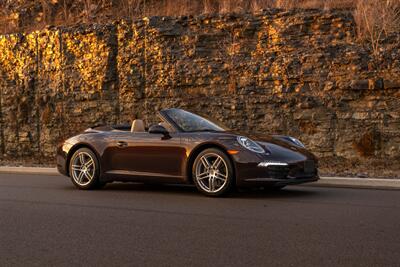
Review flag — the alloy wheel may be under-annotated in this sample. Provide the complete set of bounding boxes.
[195,153,229,193]
[71,152,96,186]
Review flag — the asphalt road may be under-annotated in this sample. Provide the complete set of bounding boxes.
[1,174,399,267]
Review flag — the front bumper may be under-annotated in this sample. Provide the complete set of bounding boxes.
[235,159,319,187]
[243,176,319,186]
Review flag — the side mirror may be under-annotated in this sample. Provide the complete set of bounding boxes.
[149,125,169,136]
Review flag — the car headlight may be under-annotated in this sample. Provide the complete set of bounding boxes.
[288,137,305,148]
[237,136,265,154]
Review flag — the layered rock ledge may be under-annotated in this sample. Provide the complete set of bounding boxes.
[0,9,399,177]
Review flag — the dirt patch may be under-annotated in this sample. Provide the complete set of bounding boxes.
[352,129,381,157]
[319,156,400,179]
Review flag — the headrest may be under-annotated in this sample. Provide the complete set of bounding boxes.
[131,119,145,132]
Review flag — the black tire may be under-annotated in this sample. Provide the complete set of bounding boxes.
[69,148,104,190]
[192,148,234,197]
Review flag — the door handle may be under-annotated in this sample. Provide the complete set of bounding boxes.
[117,141,128,148]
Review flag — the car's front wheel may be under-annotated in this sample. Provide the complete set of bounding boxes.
[192,148,234,197]
[69,148,104,190]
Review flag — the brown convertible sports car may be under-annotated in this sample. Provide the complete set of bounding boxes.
[57,108,319,196]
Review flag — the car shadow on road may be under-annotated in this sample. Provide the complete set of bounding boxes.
[99,182,320,199]
[103,182,195,193]
[231,187,320,199]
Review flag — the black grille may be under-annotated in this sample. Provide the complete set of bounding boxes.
[304,160,315,174]
[267,166,290,179]
[263,161,317,180]
[287,160,316,178]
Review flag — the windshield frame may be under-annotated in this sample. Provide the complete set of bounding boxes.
[159,108,229,133]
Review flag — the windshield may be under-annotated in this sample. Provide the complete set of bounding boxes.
[162,109,228,132]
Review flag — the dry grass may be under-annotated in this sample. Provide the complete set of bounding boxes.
[0,0,399,54]
[354,0,400,56]
[275,0,353,9]
[0,0,358,31]
[0,0,367,31]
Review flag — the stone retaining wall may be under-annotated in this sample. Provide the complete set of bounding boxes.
[0,9,399,175]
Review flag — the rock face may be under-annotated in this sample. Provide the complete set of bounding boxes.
[0,10,399,175]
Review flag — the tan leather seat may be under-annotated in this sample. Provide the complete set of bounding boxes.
[131,119,145,132]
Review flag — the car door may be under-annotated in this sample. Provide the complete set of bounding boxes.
[126,132,186,177]
[100,131,133,174]
[105,131,187,182]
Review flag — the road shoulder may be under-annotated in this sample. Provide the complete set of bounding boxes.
[0,166,399,190]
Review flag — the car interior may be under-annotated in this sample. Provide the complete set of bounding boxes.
[99,119,172,133]
[131,119,146,132]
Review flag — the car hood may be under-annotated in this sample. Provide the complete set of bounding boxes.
[219,130,317,161]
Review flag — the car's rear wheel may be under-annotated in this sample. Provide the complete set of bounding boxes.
[69,148,104,190]
[192,148,234,197]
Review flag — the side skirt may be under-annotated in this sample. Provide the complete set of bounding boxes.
[101,170,187,184]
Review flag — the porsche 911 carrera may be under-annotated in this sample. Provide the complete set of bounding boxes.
[57,108,319,196]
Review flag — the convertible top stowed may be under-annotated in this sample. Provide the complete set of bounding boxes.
[57,108,318,196]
